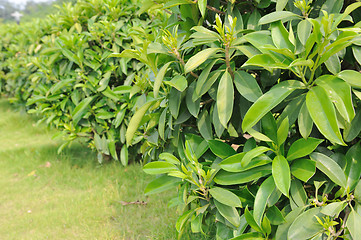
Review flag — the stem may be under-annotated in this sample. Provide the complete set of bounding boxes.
[296,66,308,85]
[225,44,235,80]
[333,206,351,238]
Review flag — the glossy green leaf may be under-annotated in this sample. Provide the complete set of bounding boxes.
[290,179,307,208]
[158,108,167,140]
[346,210,361,240]
[306,86,345,145]
[230,232,264,240]
[242,54,288,71]
[258,11,301,25]
[344,108,361,142]
[176,209,194,232]
[186,82,200,117]
[126,101,154,146]
[194,60,219,100]
[344,142,361,191]
[241,146,272,167]
[311,152,347,188]
[242,80,305,132]
[244,207,262,232]
[298,101,313,139]
[354,180,361,201]
[288,207,325,239]
[164,75,188,92]
[169,88,182,119]
[272,155,291,197]
[287,138,323,161]
[315,75,355,123]
[217,71,234,128]
[144,175,180,195]
[214,165,272,185]
[321,202,347,216]
[143,161,177,175]
[266,205,285,225]
[154,62,171,98]
[120,145,128,166]
[197,110,213,140]
[159,152,180,165]
[291,158,316,182]
[324,54,341,75]
[234,71,262,102]
[277,117,289,146]
[208,139,236,159]
[214,199,240,227]
[197,0,206,17]
[271,21,294,51]
[212,105,225,138]
[275,207,304,240]
[184,48,220,73]
[209,187,242,208]
[254,176,275,225]
[108,141,118,161]
[338,70,361,89]
[352,45,361,65]
[72,96,95,125]
[297,20,312,46]
[220,153,272,173]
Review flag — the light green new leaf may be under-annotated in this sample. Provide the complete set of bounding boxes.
[277,117,289,146]
[184,48,220,73]
[258,11,301,25]
[159,152,180,165]
[217,71,234,128]
[72,96,95,125]
[234,70,262,102]
[214,199,240,227]
[346,210,361,240]
[287,137,323,161]
[209,187,242,208]
[126,101,154,146]
[306,86,345,145]
[254,176,275,225]
[288,207,325,239]
[291,158,316,182]
[154,62,171,98]
[242,80,305,132]
[272,155,291,197]
[143,161,178,175]
[338,70,361,89]
[197,0,207,17]
[311,152,347,188]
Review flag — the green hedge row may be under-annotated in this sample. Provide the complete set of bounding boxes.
[2,0,361,239]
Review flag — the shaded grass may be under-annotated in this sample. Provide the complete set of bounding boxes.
[0,100,211,239]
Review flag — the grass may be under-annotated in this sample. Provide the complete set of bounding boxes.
[0,100,203,239]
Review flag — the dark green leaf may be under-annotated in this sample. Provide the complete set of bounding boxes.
[258,11,301,25]
[208,139,236,159]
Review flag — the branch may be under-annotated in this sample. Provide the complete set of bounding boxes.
[206,5,226,15]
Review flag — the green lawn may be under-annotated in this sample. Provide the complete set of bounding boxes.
[0,100,185,239]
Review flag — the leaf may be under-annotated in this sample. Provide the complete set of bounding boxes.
[277,117,289,146]
[276,0,288,11]
[143,161,177,175]
[254,176,275,225]
[241,146,272,167]
[354,180,361,201]
[194,60,219,100]
[197,0,206,17]
[324,54,341,75]
[186,82,200,117]
[338,70,361,89]
[287,138,323,161]
[214,165,272,185]
[164,75,188,92]
[126,101,154,146]
[120,145,128,166]
[297,20,312,46]
[72,96,95,125]
[220,153,272,172]
[258,11,301,25]
[234,70,262,102]
[158,108,167,140]
[321,202,347,216]
[168,88,182,119]
[298,101,313,139]
[197,110,213,140]
[290,179,307,208]
[108,141,118,161]
[310,152,347,188]
[144,175,180,195]
[230,232,264,240]
[266,205,285,225]
[214,199,240,227]
[159,152,180,165]
[244,207,262,232]
[217,71,234,128]
[209,187,242,208]
[346,210,361,240]
[344,142,361,191]
[272,155,291,197]
[288,207,325,239]
[275,207,304,240]
[344,108,361,142]
[271,21,294,51]
[154,62,172,98]
[291,158,316,182]
[208,139,236,159]
[352,45,361,65]
[242,80,304,132]
[306,86,345,145]
[315,75,355,123]
[242,54,288,71]
[184,48,220,73]
[176,210,194,233]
